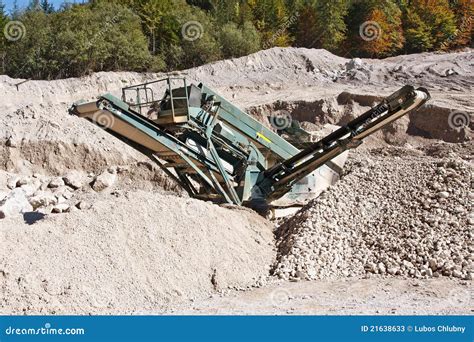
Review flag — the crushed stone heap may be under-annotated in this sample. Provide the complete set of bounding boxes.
[273,146,473,281]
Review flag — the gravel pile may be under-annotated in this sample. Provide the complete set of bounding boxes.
[273,146,473,281]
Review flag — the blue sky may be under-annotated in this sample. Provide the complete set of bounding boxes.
[2,0,80,13]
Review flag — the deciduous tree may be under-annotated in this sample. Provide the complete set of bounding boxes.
[403,0,457,52]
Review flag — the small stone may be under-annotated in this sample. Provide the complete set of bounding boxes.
[48,177,65,189]
[387,267,399,275]
[75,201,90,210]
[437,191,449,199]
[7,177,20,190]
[17,177,30,186]
[452,270,463,279]
[365,262,377,273]
[51,203,70,214]
[6,137,16,147]
[54,186,73,199]
[428,259,437,270]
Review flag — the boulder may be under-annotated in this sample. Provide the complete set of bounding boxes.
[29,191,58,210]
[19,178,41,196]
[0,188,33,219]
[346,58,363,70]
[63,171,86,190]
[92,171,117,192]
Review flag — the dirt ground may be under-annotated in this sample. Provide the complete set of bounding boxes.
[0,47,472,315]
[162,278,473,315]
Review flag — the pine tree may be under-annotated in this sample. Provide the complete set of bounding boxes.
[11,0,21,18]
[314,0,349,51]
[0,0,6,26]
[41,0,55,13]
[294,3,318,48]
[0,0,7,72]
[27,0,41,11]
[248,0,291,47]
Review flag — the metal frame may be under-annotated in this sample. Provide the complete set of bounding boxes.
[122,77,189,123]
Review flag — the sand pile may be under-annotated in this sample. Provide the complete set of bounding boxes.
[273,144,473,281]
[0,190,274,314]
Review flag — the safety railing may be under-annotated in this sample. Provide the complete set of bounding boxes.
[121,77,189,123]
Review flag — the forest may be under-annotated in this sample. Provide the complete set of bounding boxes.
[0,0,472,79]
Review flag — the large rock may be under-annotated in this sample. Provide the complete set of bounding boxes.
[92,171,117,192]
[29,191,58,210]
[19,178,41,196]
[346,58,363,70]
[0,188,33,219]
[63,171,86,190]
